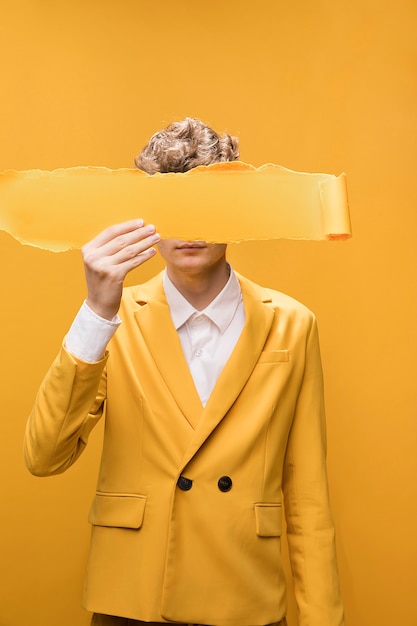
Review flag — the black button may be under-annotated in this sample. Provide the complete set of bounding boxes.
[218,476,233,492]
[177,476,193,491]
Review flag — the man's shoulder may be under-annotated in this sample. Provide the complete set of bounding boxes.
[236,272,315,319]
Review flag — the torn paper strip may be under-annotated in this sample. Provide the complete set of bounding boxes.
[0,161,351,251]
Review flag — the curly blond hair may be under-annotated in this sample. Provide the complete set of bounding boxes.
[134,117,239,174]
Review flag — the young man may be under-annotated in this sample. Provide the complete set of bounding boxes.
[24,118,344,626]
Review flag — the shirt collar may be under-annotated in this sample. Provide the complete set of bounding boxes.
[163,265,242,334]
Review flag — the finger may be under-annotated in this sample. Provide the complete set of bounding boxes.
[82,223,159,267]
[103,224,158,258]
[83,219,146,251]
[122,245,159,271]
[109,230,161,265]
[97,243,158,283]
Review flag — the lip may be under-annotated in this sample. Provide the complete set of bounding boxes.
[176,242,207,249]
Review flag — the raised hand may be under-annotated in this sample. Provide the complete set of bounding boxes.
[82,219,160,320]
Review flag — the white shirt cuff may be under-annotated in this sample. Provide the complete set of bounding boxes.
[65,301,121,362]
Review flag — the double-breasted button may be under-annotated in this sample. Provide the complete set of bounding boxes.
[177,476,193,491]
[218,476,233,492]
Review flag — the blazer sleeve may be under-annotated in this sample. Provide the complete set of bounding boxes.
[24,344,107,477]
[282,315,345,626]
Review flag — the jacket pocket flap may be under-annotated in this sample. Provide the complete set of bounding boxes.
[255,503,282,537]
[258,350,289,363]
[88,493,146,529]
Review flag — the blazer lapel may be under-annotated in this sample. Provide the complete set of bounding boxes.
[180,276,275,468]
[132,275,203,430]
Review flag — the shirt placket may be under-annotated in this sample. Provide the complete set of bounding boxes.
[189,314,213,405]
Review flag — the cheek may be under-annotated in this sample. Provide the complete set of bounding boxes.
[211,244,227,260]
[156,241,170,259]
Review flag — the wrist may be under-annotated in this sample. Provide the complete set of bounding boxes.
[85,299,120,323]
[85,298,119,321]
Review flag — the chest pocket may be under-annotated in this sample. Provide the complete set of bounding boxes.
[88,492,147,529]
[257,350,289,363]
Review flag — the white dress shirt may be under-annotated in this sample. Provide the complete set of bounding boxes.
[163,268,245,405]
[65,268,245,406]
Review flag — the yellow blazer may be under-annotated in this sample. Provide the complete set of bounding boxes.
[24,272,344,626]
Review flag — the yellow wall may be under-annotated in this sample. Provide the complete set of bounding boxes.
[1,1,416,624]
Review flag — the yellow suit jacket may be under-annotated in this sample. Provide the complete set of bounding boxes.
[24,272,344,626]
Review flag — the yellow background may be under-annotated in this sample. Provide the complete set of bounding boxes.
[1,1,416,625]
